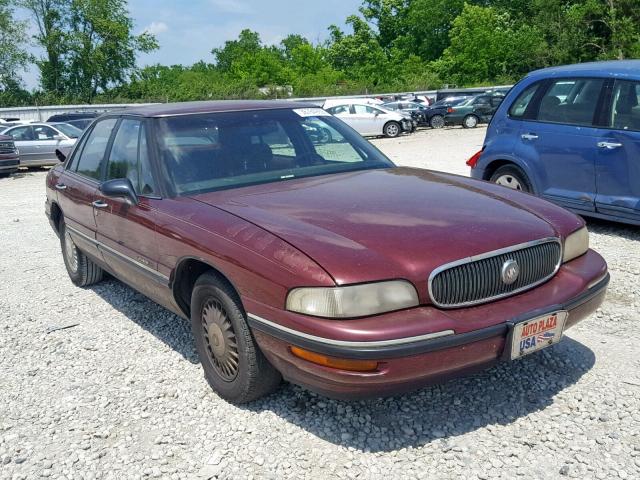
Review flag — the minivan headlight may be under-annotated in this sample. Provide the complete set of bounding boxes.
[286,280,419,318]
[563,226,589,263]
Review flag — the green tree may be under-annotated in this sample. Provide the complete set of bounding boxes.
[0,0,31,91]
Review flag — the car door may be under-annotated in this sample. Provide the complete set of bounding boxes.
[56,118,118,260]
[4,126,38,166]
[93,118,167,299]
[32,125,65,164]
[472,96,493,122]
[513,77,606,213]
[594,79,640,223]
[351,105,379,135]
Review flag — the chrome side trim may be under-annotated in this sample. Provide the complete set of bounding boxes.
[428,237,563,309]
[247,313,454,348]
[66,225,170,283]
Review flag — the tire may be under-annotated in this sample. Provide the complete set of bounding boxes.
[60,220,104,287]
[429,115,445,129]
[191,272,281,404]
[383,121,401,138]
[462,114,479,129]
[489,164,533,193]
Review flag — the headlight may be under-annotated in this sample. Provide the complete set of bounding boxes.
[286,280,419,318]
[562,226,589,263]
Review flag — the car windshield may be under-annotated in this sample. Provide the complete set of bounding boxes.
[156,108,395,195]
[54,123,83,138]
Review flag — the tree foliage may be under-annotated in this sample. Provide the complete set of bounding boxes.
[2,0,640,106]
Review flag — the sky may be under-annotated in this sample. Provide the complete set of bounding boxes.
[18,0,363,89]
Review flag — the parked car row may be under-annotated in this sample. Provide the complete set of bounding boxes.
[323,100,418,138]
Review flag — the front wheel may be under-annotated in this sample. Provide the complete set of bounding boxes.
[383,121,401,138]
[462,115,479,129]
[191,272,281,404]
[489,164,533,193]
[429,115,445,129]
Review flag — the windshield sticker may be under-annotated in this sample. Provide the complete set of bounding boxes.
[293,108,331,117]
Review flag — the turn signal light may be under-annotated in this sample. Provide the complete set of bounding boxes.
[466,149,483,168]
[447,107,454,113]
[290,346,379,372]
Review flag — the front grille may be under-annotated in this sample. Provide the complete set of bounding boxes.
[429,239,562,308]
[0,142,16,154]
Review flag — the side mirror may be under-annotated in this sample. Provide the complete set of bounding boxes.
[53,134,65,141]
[55,149,66,163]
[100,178,139,205]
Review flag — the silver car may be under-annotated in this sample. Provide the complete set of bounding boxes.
[0,123,81,167]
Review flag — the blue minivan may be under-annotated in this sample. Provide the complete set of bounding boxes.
[469,60,640,226]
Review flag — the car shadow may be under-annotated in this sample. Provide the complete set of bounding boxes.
[90,278,200,364]
[244,337,595,452]
[585,217,639,242]
[89,278,595,452]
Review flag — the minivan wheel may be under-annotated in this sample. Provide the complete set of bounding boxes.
[490,165,533,193]
[191,272,281,404]
[60,220,104,287]
[383,121,401,138]
[430,115,445,129]
[462,115,479,129]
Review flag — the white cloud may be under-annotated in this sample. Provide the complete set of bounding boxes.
[210,0,256,14]
[143,21,169,36]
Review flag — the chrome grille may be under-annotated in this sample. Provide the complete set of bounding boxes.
[0,142,16,154]
[429,238,562,308]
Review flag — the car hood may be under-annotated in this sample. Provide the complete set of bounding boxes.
[190,167,559,292]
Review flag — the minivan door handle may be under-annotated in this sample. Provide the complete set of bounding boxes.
[521,133,539,140]
[597,141,623,150]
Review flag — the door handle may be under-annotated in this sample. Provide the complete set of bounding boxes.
[521,133,539,140]
[55,183,67,191]
[92,200,108,209]
[597,141,623,150]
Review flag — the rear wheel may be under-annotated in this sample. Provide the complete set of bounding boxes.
[383,121,401,138]
[490,164,533,193]
[60,220,104,287]
[429,115,445,129]
[462,115,479,129]
[191,272,281,404]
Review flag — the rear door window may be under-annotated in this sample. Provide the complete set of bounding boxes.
[6,126,34,141]
[509,83,541,118]
[536,78,605,126]
[608,80,640,132]
[73,118,118,180]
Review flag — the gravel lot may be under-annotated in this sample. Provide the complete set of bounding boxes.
[1,126,639,480]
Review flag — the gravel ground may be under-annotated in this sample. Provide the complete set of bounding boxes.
[1,126,639,480]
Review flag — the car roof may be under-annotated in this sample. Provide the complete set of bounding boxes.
[109,100,318,118]
[528,60,640,79]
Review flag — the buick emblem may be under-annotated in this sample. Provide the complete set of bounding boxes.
[501,259,520,285]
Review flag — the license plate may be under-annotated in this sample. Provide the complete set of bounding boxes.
[510,311,568,360]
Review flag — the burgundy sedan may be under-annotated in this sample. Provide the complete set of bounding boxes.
[45,101,609,404]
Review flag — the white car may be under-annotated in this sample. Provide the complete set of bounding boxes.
[324,102,413,138]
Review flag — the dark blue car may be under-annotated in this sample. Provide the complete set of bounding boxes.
[469,60,640,226]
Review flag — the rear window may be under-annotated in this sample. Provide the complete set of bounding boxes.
[509,83,540,118]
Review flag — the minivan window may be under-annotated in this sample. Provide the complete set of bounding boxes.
[609,80,640,132]
[536,78,604,126]
[509,83,540,118]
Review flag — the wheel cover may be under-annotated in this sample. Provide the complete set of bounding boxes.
[386,124,399,136]
[465,116,477,127]
[64,230,79,273]
[431,116,444,128]
[201,299,239,382]
[495,174,523,191]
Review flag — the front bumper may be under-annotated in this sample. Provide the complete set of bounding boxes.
[0,155,19,173]
[247,250,608,399]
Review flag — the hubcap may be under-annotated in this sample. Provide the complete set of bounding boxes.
[201,299,239,382]
[431,116,444,128]
[64,230,79,273]
[386,124,399,136]
[465,116,477,128]
[495,174,523,191]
